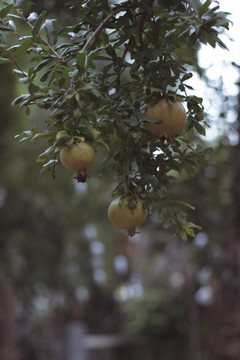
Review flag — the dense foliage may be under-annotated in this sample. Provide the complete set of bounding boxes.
[0,0,230,239]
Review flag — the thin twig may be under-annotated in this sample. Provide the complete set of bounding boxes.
[4,48,26,76]
[23,88,75,106]
[0,19,26,40]
[138,12,147,46]
[124,132,132,194]
[82,7,128,51]
[111,38,133,89]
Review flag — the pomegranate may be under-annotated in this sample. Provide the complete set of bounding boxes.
[146,99,186,138]
[108,197,147,236]
[60,141,95,182]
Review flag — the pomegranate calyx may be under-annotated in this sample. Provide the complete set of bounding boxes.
[73,172,90,183]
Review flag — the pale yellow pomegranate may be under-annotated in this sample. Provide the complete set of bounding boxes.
[60,141,95,182]
[146,99,186,137]
[108,197,147,236]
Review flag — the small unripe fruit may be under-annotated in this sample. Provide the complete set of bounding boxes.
[108,197,147,236]
[60,141,95,182]
[146,99,186,138]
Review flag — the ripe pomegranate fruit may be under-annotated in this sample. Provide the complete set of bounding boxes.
[60,141,95,182]
[146,99,186,138]
[108,197,147,236]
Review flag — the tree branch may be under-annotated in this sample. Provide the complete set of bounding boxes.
[3,48,26,76]
[82,7,128,52]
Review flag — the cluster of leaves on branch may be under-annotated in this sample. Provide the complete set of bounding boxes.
[0,0,229,239]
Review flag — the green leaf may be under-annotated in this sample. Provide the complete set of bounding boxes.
[6,19,16,31]
[6,45,20,53]
[40,159,58,173]
[158,204,168,219]
[182,73,193,82]
[0,57,11,63]
[11,94,30,107]
[33,59,52,73]
[44,19,55,46]
[201,30,216,48]
[128,198,137,210]
[28,83,41,94]
[185,221,201,230]
[6,14,22,20]
[15,128,38,142]
[22,1,34,12]
[13,69,28,77]
[95,139,110,151]
[87,47,105,67]
[15,38,33,58]
[0,26,13,32]
[173,200,195,210]
[199,0,211,17]
[36,145,56,162]
[181,225,195,237]
[27,12,38,23]
[194,122,206,136]
[177,228,188,241]
[187,0,201,14]
[0,4,13,18]
[163,217,174,230]
[31,130,56,142]
[76,51,86,74]
[32,11,47,39]
[211,33,229,50]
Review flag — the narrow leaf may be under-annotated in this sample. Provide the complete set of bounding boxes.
[6,20,16,31]
[40,159,58,173]
[199,0,211,17]
[188,0,201,14]
[0,26,12,32]
[22,1,34,12]
[15,38,33,58]
[31,131,56,141]
[76,51,86,74]
[33,58,52,73]
[0,4,13,18]
[36,145,55,162]
[11,94,30,107]
[32,10,47,39]
[195,122,206,136]
[44,19,55,46]
[178,228,188,241]
[173,200,195,210]
[0,57,11,64]
[27,12,38,23]
[182,225,195,237]
[158,205,168,219]
[182,73,193,82]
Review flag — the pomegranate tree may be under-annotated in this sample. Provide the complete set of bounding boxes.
[5,0,229,239]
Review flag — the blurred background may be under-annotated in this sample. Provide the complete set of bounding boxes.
[0,0,240,360]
